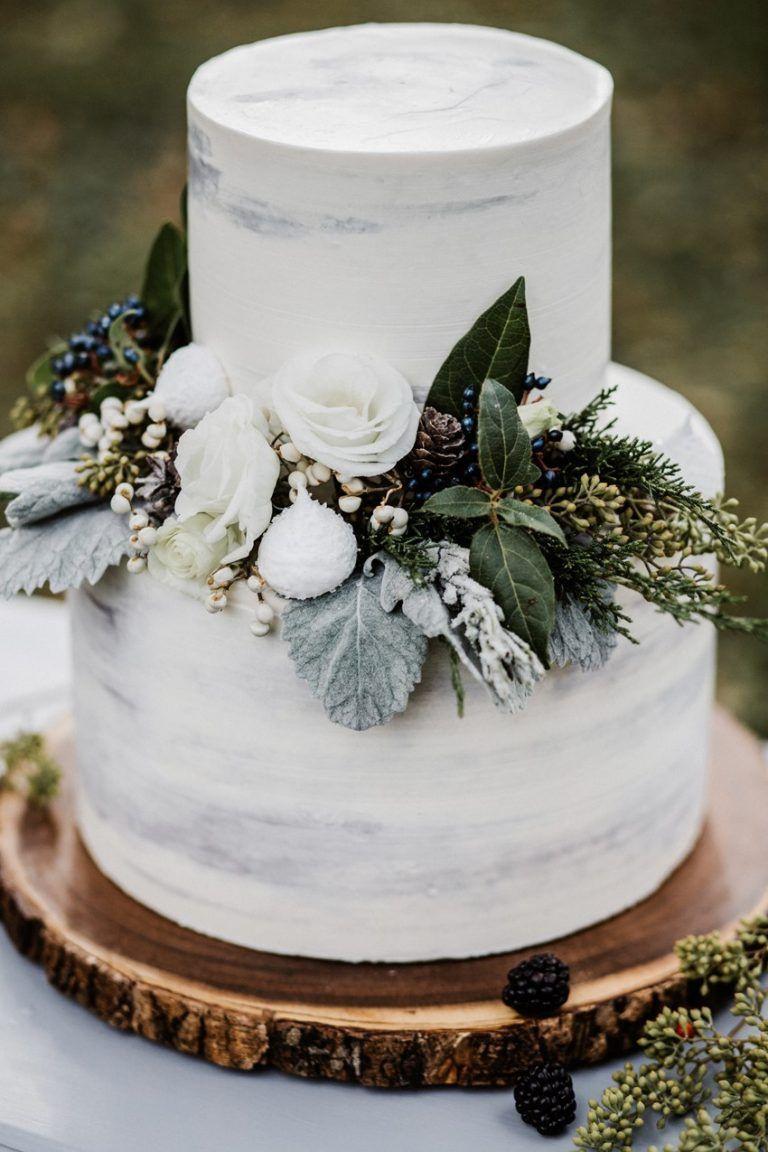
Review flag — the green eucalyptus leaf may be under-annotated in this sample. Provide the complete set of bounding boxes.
[425,276,530,416]
[26,345,66,395]
[423,486,492,519]
[478,378,539,493]
[497,498,567,544]
[470,521,555,662]
[141,222,187,340]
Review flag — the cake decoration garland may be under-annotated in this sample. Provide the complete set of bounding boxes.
[1,215,767,731]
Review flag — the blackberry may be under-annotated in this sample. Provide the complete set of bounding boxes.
[513,1062,576,1136]
[502,952,570,1015]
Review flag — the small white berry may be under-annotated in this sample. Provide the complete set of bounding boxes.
[146,422,166,440]
[389,525,408,538]
[559,430,577,453]
[115,482,134,501]
[141,431,162,450]
[342,478,364,495]
[126,555,146,574]
[310,462,331,483]
[304,465,321,486]
[125,400,147,425]
[100,396,122,412]
[372,505,396,526]
[128,533,143,552]
[278,441,303,464]
[105,428,124,446]
[338,495,362,514]
[110,493,132,516]
[288,488,298,504]
[147,398,166,424]
[249,618,271,637]
[212,566,235,587]
[255,601,275,625]
[129,511,149,531]
[288,470,308,490]
[247,575,263,594]
[391,507,409,529]
[205,590,227,614]
[137,526,158,547]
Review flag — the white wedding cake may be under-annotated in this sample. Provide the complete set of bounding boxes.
[68,24,723,962]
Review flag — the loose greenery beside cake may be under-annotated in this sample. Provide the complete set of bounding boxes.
[1,212,767,731]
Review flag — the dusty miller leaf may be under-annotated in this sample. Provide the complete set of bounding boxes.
[548,593,618,671]
[0,427,49,473]
[0,506,130,596]
[470,521,555,662]
[478,378,539,493]
[42,427,84,463]
[425,276,531,416]
[282,569,428,731]
[1,462,97,526]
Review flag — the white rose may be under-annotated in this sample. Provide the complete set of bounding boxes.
[518,398,562,439]
[270,351,420,477]
[147,513,242,598]
[174,394,279,563]
[154,343,230,429]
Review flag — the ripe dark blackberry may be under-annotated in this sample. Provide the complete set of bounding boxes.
[502,952,570,1015]
[514,1062,576,1136]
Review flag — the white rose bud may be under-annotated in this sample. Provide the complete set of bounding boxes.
[268,351,419,477]
[174,394,279,564]
[518,399,563,440]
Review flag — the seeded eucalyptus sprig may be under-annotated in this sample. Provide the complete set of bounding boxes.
[574,915,768,1152]
[0,732,61,805]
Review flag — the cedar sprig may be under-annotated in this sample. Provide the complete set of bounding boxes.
[575,915,768,1152]
[0,732,61,805]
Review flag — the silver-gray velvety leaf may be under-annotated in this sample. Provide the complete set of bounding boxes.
[0,426,49,472]
[1,461,97,527]
[366,551,482,682]
[282,568,428,731]
[42,426,84,463]
[548,593,618,672]
[0,505,130,597]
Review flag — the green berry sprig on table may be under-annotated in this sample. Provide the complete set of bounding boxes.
[574,914,768,1152]
[0,732,61,805]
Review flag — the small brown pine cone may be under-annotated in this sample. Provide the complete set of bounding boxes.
[137,452,181,520]
[406,406,466,476]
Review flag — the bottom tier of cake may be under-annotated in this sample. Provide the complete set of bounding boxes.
[70,364,723,963]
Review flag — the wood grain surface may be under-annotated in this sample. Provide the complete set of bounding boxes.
[0,708,765,1088]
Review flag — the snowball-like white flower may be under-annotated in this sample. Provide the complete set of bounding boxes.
[154,343,230,429]
[147,513,243,598]
[269,351,419,477]
[257,489,357,599]
[518,398,562,439]
[175,394,279,563]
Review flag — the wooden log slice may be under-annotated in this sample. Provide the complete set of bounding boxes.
[0,709,766,1088]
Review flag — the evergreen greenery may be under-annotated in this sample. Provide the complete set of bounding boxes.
[0,732,60,805]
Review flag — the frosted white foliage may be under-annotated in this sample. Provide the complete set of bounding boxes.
[0,461,96,527]
[436,542,545,713]
[153,343,230,429]
[0,427,49,472]
[257,489,358,599]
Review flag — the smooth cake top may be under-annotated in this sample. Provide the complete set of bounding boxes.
[188,23,613,154]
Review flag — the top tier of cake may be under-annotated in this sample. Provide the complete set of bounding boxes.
[187,24,613,409]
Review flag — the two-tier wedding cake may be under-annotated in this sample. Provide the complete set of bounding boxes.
[5,24,763,968]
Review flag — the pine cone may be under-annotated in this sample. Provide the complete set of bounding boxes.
[406,406,466,477]
[137,452,181,520]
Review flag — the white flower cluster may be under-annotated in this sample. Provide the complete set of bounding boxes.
[436,543,545,713]
[79,394,167,459]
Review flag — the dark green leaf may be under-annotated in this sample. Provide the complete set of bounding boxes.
[478,379,539,493]
[26,345,66,395]
[470,521,555,662]
[423,486,492,519]
[425,276,530,416]
[497,498,567,544]
[141,222,187,340]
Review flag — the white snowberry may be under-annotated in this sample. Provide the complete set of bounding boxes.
[257,489,357,600]
[249,618,271,637]
[153,343,230,429]
[338,494,361,514]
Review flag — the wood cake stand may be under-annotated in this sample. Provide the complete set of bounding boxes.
[0,709,766,1089]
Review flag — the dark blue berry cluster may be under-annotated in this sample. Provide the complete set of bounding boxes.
[48,295,146,402]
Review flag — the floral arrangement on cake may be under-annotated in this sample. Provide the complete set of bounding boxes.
[1,211,767,731]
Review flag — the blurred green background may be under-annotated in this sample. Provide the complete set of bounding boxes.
[1,0,766,730]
